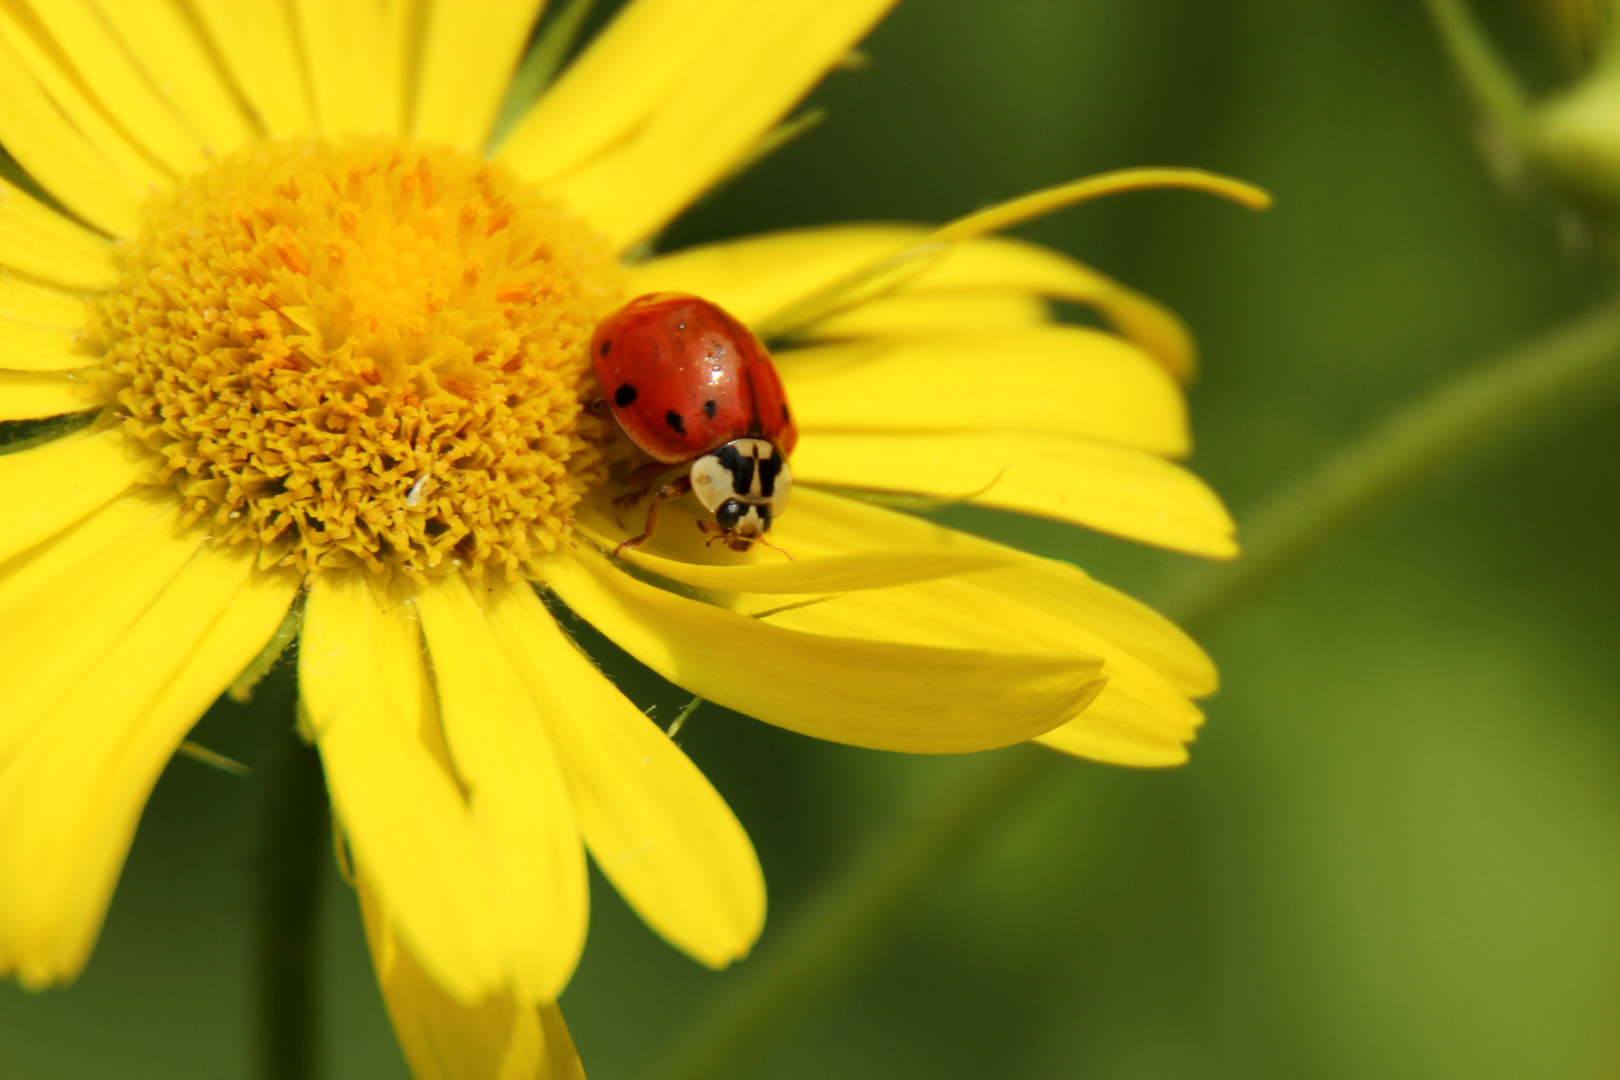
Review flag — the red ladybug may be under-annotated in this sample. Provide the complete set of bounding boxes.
[592,292,798,553]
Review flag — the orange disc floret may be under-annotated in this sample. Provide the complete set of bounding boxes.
[92,136,626,580]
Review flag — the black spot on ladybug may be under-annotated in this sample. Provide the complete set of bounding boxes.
[665,410,686,435]
[781,404,791,423]
[599,341,611,355]
[703,398,717,419]
[756,451,782,498]
[614,383,637,408]
[714,442,754,495]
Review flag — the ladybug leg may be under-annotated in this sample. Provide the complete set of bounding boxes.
[614,475,692,555]
[614,461,679,510]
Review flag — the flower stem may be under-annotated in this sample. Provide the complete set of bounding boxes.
[256,711,328,1080]
[637,297,1620,1080]
[1422,0,1533,148]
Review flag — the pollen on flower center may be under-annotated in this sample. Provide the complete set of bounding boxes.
[93,136,626,579]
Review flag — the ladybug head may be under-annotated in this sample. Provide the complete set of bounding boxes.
[689,437,792,544]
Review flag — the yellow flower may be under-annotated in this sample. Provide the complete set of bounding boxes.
[0,0,1252,1074]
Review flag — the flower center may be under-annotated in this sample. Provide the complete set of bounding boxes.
[94,136,626,579]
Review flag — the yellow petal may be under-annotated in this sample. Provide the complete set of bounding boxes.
[624,225,899,324]
[736,488,1213,767]
[542,545,1103,754]
[22,0,209,174]
[0,4,174,207]
[792,430,1237,558]
[0,318,95,371]
[802,290,1049,340]
[0,272,91,328]
[413,0,546,150]
[188,0,315,138]
[415,573,588,1004]
[629,225,1193,377]
[301,571,505,1004]
[1036,708,1195,768]
[896,233,1197,381]
[483,578,765,969]
[0,370,104,420]
[0,489,170,613]
[755,579,1203,769]
[0,427,145,566]
[515,0,897,248]
[359,878,587,1080]
[0,547,291,985]
[601,535,1018,596]
[779,327,1189,456]
[0,36,140,236]
[773,488,1217,696]
[291,0,391,136]
[90,0,256,155]
[968,564,1216,697]
[500,0,749,182]
[0,495,198,779]
[757,170,1260,359]
[0,177,119,289]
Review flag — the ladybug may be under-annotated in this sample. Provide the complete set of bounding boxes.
[591,292,799,553]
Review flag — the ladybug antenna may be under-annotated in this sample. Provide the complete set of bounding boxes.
[755,536,796,563]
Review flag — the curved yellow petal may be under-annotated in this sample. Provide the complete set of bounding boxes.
[773,488,1217,696]
[630,225,1193,377]
[543,545,1103,754]
[0,318,94,371]
[188,0,315,138]
[513,0,896,248]
[0,3,178,208]
[0,495,197,774]
[0,177,119,289]
[606,537,1017,595]
[898,234,1196,380]
[413,0,546,150]
[485,579,765,969]
[500,0,748,182]
[625,225,901,323]
[792,430,1237,558]
[359,878,587,1080]
[22,0,209,174]
[803,290,1048,340]
[91,0,257,155]
[0,370,104,420]
[0,37,141,236]
[930,170,1269,244]
[0,4,175,203]
[1036,706,1196,768]
[302,571,505,1004]
[415,573,588,1004]
[0,547,291,985]
[969,564,1216,697]
[0,427,145,565]
[292,0,391,136]
[0,272,91,328]
[757,580,1202,768]
[779,327,1189,456]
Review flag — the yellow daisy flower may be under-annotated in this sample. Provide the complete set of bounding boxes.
[0,0,1257,1073]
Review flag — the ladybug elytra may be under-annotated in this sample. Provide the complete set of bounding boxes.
[591,292,798,553]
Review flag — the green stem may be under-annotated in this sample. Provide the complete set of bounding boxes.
[1422,0,1533,147]
[1167,299,1620,634]
[256,714,328,1080]
[637,298,1620,1080]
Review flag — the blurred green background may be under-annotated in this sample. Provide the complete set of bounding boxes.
[6,0,1620,1077]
